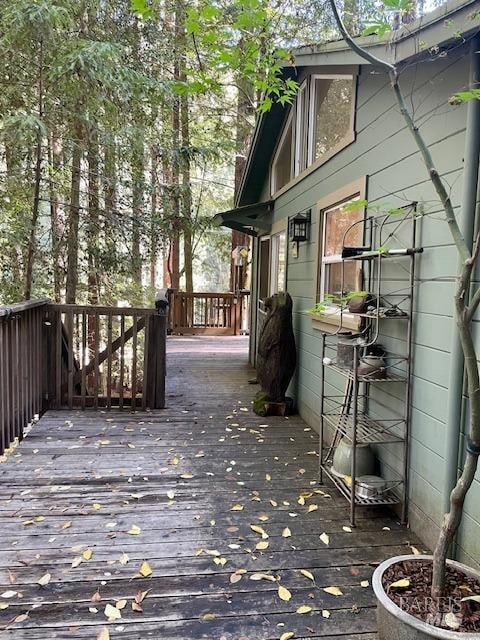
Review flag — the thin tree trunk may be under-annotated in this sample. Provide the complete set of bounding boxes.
[24,39,44,300]
[150,145,158,289]
[131,138,144,289]
[103,134,117,295]
[87,126,100,306]
[181,94,193,293]
[65,118,83,304]
[49,134,63,302]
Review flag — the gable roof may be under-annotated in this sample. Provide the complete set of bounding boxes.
[236,0,480,207]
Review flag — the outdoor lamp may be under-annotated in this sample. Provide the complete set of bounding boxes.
[289,210,311,249]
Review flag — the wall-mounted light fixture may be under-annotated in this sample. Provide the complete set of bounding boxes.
[289,209,311,255]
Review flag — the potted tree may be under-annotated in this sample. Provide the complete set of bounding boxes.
[329,1,480,636]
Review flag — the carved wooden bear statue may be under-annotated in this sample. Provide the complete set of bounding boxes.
[256,291,296,403]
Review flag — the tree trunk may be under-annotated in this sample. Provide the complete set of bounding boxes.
[65,118,83,304]
[180,88,193,293]
[150,145,159,289]
[103,134,117,295]
[24,39,44,300]
[87,126,100,306]
[131,138,144,290]
[49,134,63,302]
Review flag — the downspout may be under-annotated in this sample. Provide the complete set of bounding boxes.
[443,36,480,532]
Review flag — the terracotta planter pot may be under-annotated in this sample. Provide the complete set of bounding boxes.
[373,554,480,639]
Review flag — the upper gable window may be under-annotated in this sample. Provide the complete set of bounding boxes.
[309,75,355,164]
[271,112,293,193]
[271,72,355,196]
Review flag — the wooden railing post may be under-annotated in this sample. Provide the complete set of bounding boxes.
[145,307,167,409]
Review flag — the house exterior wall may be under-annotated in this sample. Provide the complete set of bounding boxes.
[250,45,480,567]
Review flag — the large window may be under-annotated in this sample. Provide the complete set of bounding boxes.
[271,113,293,193]
[309,75,354,164]
[271,72,355,196]
[319,198,363,301]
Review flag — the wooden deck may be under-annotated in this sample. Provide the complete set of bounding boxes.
[0,336,424,639]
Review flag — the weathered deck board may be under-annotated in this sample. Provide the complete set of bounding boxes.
[0,336,424,639]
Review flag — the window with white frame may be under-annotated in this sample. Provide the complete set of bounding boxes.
[270,231,287,294]
[309,75,355,165]
[271,113,293,193]
[271,72,355,196]
[319,196,364,303]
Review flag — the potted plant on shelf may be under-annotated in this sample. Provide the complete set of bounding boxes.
[330,1,480,637]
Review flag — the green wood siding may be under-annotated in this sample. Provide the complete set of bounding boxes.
[252,45,480,566]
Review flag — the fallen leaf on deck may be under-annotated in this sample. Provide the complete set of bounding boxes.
[62,521,72,530]
[461,595,480,603]
[82,549,93,561]
[296,605,312,614]
[250,573,276,582]
[132,601,143,612]
[342,526,352,532]
[282,527,291,538]
[250,524,268,539]
[104,603,121,620]
[166,490,175,500]
[119,553,129,565]
[361,580,369,588]
[230,572,243,584]
[71,557,82,568]
[298,496,305,506]
[93,503,102,510]
[445,612,461,629]
[37,573,51,586]
[138,561,152,577]
[97,628,110,640]
[14,614,29,623]
[202,613,216,621]
[91,590,102,603]
[255,541,269,550]
[1,591,18,599]
[128,525,141,535]
[180,473,194,479]
[300,569,314,581]
[135,589,150,604]
[265,473,271,481]
[230,504,243,511]
[323,586,343,596]
[213,557,227,566]
[307,504,318,513]
[278,585,292,601]
[280,633,295,640]
[320,532,329,546]
[116,599,127,610]
[322,609,331,618]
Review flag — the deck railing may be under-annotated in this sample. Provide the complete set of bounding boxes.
[170,291,249,335]
[0,299,49,454]
[0,300,167,452]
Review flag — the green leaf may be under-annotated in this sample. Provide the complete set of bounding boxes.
[130,0,154,20]
[363,22,391,37]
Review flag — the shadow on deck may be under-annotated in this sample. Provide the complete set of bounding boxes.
[0,336,423,639]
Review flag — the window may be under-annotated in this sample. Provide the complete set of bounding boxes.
[309,75,354,165]
[271,113,293,193]
[271,72,355,196]
[294,81,309,176]
[270,231,286,294]
[316,180,366,309]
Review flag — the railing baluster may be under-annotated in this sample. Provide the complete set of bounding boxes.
[81,311,87,410]
[107,313,113,410]
[131,314,138,412]
[67,310,74,410]
[119,315,125,410]
[94,311,100,410]
[142,313,149,411]
[0,320,6,454]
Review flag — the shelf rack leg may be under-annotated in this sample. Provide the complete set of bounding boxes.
[350,346,359,527]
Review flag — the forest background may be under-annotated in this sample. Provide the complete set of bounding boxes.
[0,0,445,307]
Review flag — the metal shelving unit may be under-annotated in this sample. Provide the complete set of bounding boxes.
[318,205,422,526]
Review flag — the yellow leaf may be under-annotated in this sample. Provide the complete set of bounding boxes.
[128,525,141,535]
[282,527,292,538]
[300,569,314,582]
[256,541,269,550]
[278,585,292,601]
[249,573,276,582]
[320,532,330,546]
[97,628,110,640]
[37,573,51,586]
[230,504,244,511]
[166,490,175,500]
[296,605,312,614]
[297,496,305,506]
[180,473,193,479]
[322,609,331,618]
[307,504,318,513]
[62,521,72,530]
[93,503,102,510]
[82,549,93,561]
[389,578,410,589]
[323,586,343,596]
[202,613,216,621]
[257,515,269,522]
[265,473,271,481]
[342,526,352,532]
[270,500,278,507]
[116,599,127,610]
[119,553,129,565]
[250,524,268,539]
[35,516,45,522]
[139,561,152,577]
[104,603,121,620]
[171,456,179,466]
[361,580,370,588]
[280,633,295,640]
[213,557,227,566]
